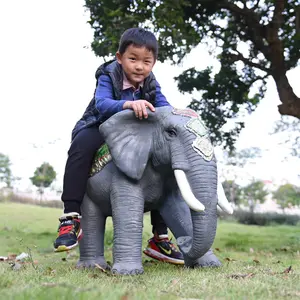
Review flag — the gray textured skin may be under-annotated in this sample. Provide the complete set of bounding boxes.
[77,106,221,275]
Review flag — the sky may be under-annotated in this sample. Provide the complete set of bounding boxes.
[0,0,299,195]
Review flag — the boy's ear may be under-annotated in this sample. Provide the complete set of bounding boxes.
[116,52,122,64]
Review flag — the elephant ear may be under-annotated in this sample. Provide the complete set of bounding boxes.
[99,110,156,180]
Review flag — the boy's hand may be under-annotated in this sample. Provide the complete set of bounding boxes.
[123,100,155,119]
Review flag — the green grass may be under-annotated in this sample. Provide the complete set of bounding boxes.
[0,202,299,300]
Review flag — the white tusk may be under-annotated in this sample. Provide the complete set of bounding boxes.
[217,179,234,214]
[174,170,205,212]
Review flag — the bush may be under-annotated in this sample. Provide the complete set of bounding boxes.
[0,188,13,202]
[233,210,300,226]
[5,193,63,209]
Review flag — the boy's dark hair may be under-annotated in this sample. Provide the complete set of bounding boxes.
[118,28,158,59]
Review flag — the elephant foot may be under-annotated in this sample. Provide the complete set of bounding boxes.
[76,257,111,271]
[185,249,222,268]
[111,262,144,275]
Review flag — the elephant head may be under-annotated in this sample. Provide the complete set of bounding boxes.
[99,106,232,260]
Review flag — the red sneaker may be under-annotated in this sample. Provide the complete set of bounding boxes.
[53,213,82,252]
[143,236,184,265]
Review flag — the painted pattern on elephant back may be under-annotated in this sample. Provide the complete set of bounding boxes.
[89,143,112,177]
[171,108,199,118]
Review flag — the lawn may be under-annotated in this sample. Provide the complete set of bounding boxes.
[0,202,299,300]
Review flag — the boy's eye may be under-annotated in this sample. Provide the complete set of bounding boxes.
[129,57,136,61]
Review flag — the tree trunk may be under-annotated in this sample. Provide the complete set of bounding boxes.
[223,0,300,119]
[273,74,300,119]
[265,1,300,119]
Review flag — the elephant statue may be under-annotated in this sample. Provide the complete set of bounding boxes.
[77,106,233,275]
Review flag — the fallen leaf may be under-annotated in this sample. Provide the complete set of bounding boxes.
[215,248,221,252]
[253,259,260,264]
[228,273,255,279]
[41,283,57,287]
[44,267,56,275]
[171,279,180,286]
[10,262,23,271]
[120,292,130,300]
[88,274,100,278]
[281,291,300,297]
[7,254,17,261]
[144,260,158,265]
[282,266,292,274]
[279,246,291,252]
[3,226,12,231]
[225,257,236,262]
[95,263,107,273]
[16,252,29,262]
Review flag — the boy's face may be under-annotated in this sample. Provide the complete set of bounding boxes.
[116,45,156,88]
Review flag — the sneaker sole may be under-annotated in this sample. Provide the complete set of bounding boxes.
[143,248,184,265]
[54,229,83,252]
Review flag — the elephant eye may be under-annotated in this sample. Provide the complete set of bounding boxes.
[166,128,177,137]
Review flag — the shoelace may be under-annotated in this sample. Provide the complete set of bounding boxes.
[59,225,74,235]
[159,238,178,252]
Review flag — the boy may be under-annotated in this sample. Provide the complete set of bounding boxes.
[54,28,183,264]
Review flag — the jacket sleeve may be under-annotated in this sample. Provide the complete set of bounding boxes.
[95,74,126,118]
[155,80,172,107]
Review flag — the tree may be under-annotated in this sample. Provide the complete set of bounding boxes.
[242,180,268,211]
[222,180,243,206]
[0,153,13,188]
[30,162,56,198]
[273,183,300,208]
[84,0,300,149]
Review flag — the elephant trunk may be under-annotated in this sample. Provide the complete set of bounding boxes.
[178,208,217,262]
[174,161,218,261]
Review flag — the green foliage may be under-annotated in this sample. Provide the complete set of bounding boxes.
[222,180,243,205]
[273,183,300,208]
[85,0,300,150]
[30,162,56,194]
[0,153,13,188]
[242,180,268,209]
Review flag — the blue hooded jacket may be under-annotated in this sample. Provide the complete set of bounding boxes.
[71,60,170,140]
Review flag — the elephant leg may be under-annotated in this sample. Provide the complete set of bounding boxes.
[159,187,221,268]
[110,173,144,275]
[77,193,109,270]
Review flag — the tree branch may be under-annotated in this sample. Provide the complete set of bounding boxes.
[248,74,269,86]
[219,0,270,58]
[227,50,270,73]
